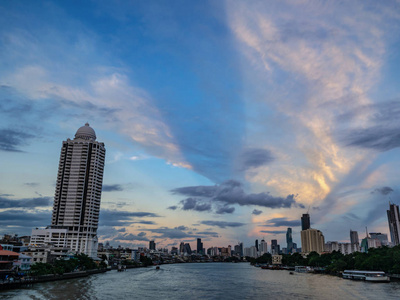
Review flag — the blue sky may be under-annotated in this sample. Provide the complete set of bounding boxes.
[1,0,400,250]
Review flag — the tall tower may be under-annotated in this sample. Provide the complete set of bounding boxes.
[301,214,310,231]
[51,123,106,257]
[197,238,203,254]
[387,202,400,246]
[286,228,293,253]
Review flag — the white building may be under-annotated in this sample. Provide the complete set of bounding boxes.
[31,123,106,258]
[30,228,68,248]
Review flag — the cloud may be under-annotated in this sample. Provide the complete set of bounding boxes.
[0,209,51,235]
[114,233,149,242]
[197,231,219,237]
[263,217,301,227]
[131,220,156,225]
[372,186,394,195]
[102,184,124,192]
[0,129,35,152]
[252,209,262,215]
[215,206,235,214]
[341,101,400,152]
[239,148,274,170]
[172,180,301,209]
[174,226,188,231]
[180,198,212,212]
[99,209,160,227]
[0,196,51,209]
[167,205,178,210]
[200,220,246,228]
[24,182,39,187]
[345,127,400,152]
[260,230,287,234]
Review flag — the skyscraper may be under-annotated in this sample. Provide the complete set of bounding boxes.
[197,238,203,254]
[149,240,156,250]
[286,228,293,253]
[350,230,359,252]
[255,239,259,251]
[50,123,105,257]
[301,214,310,231]
[387,202,400,246]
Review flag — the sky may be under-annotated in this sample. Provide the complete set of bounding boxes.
[1,0,400,250]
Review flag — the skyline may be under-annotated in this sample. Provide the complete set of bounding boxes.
[1,1,400,250]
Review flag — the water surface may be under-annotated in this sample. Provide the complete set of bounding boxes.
[1,263,399,299]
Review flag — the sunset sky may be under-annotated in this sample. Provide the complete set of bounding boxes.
[1,0,400,250]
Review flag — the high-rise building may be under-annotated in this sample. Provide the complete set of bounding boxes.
[286,228,293,253]
[301,214,310,231]
[197,238,203,254]
[149,240,156,250]
[350,230,360,252]
[271,239,280,255]
[255,239,259,251]
[259,239,268,255]
[387,202,400,246]
[301,228,325,254]
[32,123,105,258]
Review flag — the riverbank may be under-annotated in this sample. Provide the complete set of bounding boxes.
[0,269,107,291]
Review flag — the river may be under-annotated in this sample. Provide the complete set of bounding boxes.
[1,263,400,299]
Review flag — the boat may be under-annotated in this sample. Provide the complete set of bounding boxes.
[294,266,314,273]
[342,270,390,282]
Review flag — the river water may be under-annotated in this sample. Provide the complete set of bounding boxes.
[1,263,400,299]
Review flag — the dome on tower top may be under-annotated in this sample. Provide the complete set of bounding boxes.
[75,123,96,140]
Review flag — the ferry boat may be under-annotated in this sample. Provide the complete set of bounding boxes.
[342,270,390,282]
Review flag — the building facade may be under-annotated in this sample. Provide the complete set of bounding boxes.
[301,228,325,254]
[387,203,400,246]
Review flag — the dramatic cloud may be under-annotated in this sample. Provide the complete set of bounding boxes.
[172,180,301,210]
[167,206,178,210]
[0,196,51,209]
[0,129,35,152]
[200,220,246,228]
[252,209,262,215]
[372,186,394,195]
[102,184,124,192]
[240,148,274,170]
[263,217,301,227]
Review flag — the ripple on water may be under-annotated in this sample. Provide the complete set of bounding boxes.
[1,264,400,300]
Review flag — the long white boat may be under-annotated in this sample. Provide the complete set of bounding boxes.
[342,270,390,282]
